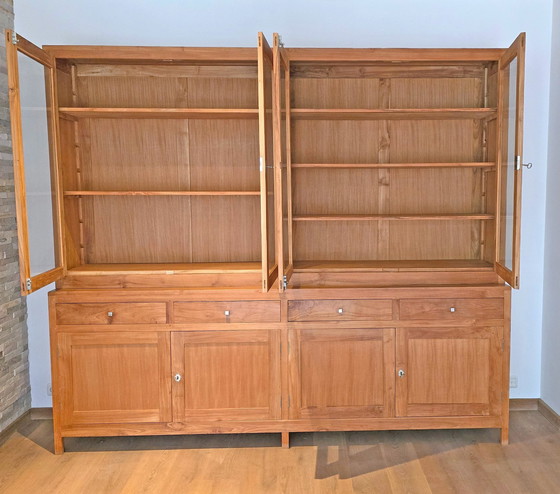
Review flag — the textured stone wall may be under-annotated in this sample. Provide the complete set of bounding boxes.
[0,0,31,433]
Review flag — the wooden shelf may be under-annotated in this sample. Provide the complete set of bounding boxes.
[64,190,261,197]
[294,260,495,272]
[290,108,496,120]
[293,213,494,222]
[291,162,495,169]
[67,262,262,275]
[59,107,259,119]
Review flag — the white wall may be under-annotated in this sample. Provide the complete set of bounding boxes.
[14,0,553,407]
[541,0,560,412]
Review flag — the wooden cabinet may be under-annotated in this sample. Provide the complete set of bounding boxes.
[288,328,395,419]
[395,327,503,417]
[288,299,393,321]
[56,302,168,325]
[172,330,280,421]
[173,301,281,323]
[57,332,172,426]
[6,30,525,453]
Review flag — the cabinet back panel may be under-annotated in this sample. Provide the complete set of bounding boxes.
[78,119,259,191]
[82,196,260,263]
[292,120,482,164]
[388,168,483,215]
[292,120,381,164]
[388,221,480,260]
[390,78,483,108]
[80,119,191,190]
[83,196,193,263]
[76,64,258,108]
[293,169,381,215]
[183,77,257,108]
[294,222,379,260]
[188,120,259,191]
[290,64,486,80]
[291,78,381,109]
[389,120,483,162]
[190,196,260,262]
[292,168,483,216]
[294,220,480,261]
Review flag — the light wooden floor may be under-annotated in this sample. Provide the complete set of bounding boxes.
[1,411,559,493]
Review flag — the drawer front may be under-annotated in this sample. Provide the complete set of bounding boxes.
[288,299,393,322]
[399,298,504,320]
[173,301,281,323]
[56,303,167,325]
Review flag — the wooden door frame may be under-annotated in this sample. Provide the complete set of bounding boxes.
[494,33,525,289]
[258,32,277,292]
[288,327,396,420]
[5,30,65,294]
[171,329,281,422]
[395,326,503,418]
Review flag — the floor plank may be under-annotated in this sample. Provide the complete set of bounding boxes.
[1,411,559,493]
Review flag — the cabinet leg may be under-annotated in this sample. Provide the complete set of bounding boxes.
[281,432,290,448]
[500,426,509,446]
[54,433,65,455]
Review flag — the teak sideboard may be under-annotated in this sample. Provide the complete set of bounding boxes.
[5,30,527,454]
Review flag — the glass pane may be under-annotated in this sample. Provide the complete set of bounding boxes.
[499,57,518,271]
[280,64,290,273]
[264,56,275,275]
[18,51,56,276]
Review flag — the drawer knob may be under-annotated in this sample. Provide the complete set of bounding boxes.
[224,310,230,317]
[450,307,456,313]
[174,373,182,382]
[107,311,113,317]
[398,369,406,378]
[338,308,344,314]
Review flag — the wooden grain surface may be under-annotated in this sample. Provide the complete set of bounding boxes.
[1,411,559,493]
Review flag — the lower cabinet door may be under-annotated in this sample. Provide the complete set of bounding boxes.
[171,330,280,422]
[395,327,503,417]
[289,328,396,419]
[58,332,172,426]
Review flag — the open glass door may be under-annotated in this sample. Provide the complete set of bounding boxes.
[6,31,64,294]
[495,33,525,289]
[273,33,293,292]
[258,32,277,291]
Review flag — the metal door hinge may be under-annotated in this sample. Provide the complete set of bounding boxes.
[515,156,521,170]
[282,275,288,290]
[11,32,18,45]
[515,276,519,288]
[260,157,264,172]
[26,278,31,291]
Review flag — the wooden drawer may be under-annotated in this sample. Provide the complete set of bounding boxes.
[56,303,167,325]
[399,298,504,320]
[173,301,281,323]
[288,299,393,322]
